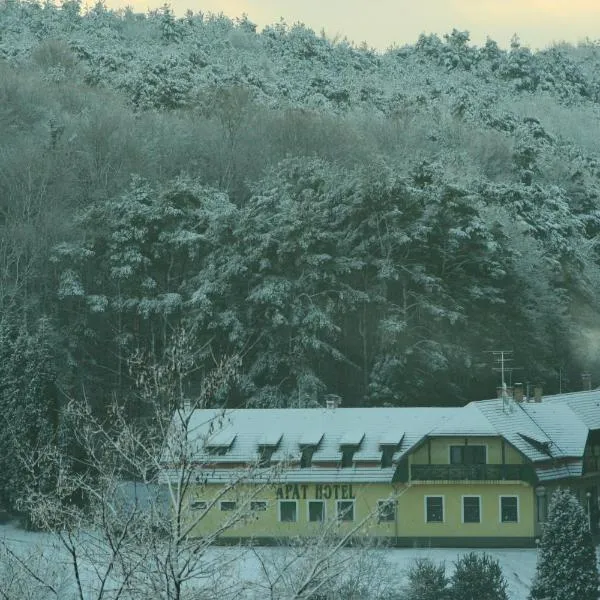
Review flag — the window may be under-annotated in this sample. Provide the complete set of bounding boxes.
[251,501,267,512]
[337,500,355,521]
[377,500,396,522]
[462,496,481,523]
[341,447,355,468]
[279,500,297,522]
[204,433,236,455]
[308,500,325,522]
[381,445,396,468]
[536,493,547,523]
[190,500,207,511]
[258,446,276,467]
[300,446,315,468]
[426,496,444,523]
[220,501,237,512]
[500,496,518,523]
[450,445,486,465]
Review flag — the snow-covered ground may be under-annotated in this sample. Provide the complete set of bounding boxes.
[0,521,538,599]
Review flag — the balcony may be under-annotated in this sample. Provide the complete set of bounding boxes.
[410,464,536,484]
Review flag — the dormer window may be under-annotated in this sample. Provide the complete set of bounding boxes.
[204,432,236,456]
[379,432,404,468]
[380,445,396,468]
[258,445,276,467]
[300,446,316,468]
[257,433,283,467]
[518,433,552,457]
[298,432,323,469]
[206,445,229,456]
[341,446,356,468]
[339,432,364,468]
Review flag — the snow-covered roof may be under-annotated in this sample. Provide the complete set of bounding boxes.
[206,431,237,448]
[339,431,365,446]
[178,407,456,482]
[299,432,324,446]
[164,392,599,485]
[380,431,405,446]
[428,402,497,436]
[259,432,283,447]
[543,389,600,430]
[472,397,589,463]
[535,460,583,482]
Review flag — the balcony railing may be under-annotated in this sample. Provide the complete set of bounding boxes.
[410,464,536,484]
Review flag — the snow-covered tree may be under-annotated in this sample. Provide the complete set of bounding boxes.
[529,488,600,600]
[0,317,63,514]
[449,552,508,600]
[405,557,449,600]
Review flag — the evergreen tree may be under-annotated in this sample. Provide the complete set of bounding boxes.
[449,552,508,600]
[405,557,449,600]
[529,488,600,600]
[0,317,62,512]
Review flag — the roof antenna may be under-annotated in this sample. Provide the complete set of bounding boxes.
[487,350,521,413]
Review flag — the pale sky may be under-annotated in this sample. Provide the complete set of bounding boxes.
[103,0,600,50]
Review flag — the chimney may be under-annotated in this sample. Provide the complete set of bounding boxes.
[514,383,524,403]
[582,373,592,391]
[496,385,512,399]
[534,384,543,403]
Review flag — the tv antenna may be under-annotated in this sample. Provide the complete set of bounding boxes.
[486,350,522,413]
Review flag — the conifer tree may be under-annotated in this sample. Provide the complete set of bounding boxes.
[405,557,449,600]
[529,488,600,600]
[449,552,508,600]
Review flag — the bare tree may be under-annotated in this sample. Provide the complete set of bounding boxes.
[2,328,276,600]
[249,492,408,600]
[2,327,404,600]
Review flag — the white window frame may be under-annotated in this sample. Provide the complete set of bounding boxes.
[448,444,488,464]
[278,500,298,523]
[536,492,547,523]
[220,501,237,512]
[499,495,519,523]
[461,495,482,524]
[424,495,445,523]
[190,500,207,511]
[377,499,397,523]
[250,500,268,512]
[336,499,356,522]
[307,499,326,523]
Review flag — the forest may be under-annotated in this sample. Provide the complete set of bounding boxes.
[2,0,600,507]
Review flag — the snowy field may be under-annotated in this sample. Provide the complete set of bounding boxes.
[0,522,538,599]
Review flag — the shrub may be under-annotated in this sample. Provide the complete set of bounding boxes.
[449,552,508,600]
[405,557,449,600]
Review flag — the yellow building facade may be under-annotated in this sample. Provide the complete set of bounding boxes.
[167,390,600,547]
